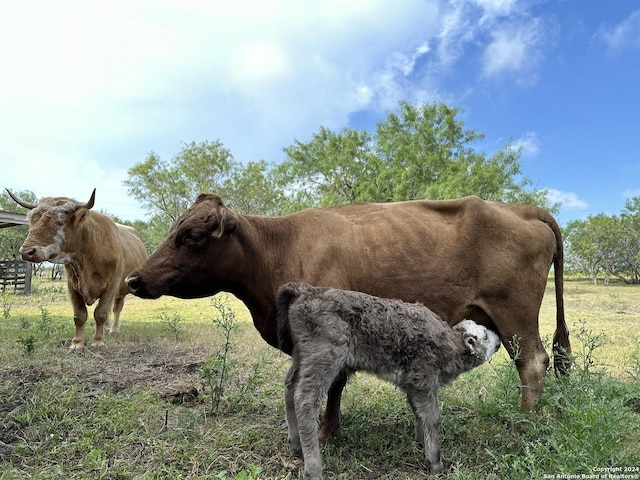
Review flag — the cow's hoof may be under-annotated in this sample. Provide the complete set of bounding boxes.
[318,422,340,443]
[68,344,84,353]
[90,341,106,348]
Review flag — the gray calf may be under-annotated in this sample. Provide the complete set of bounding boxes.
[276,282,501,479]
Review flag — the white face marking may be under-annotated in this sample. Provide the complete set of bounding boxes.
[457,319,501,361]
[26,216,71,264]
[45,222,71,263]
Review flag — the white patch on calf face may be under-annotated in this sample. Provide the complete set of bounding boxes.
[456,319,501,362]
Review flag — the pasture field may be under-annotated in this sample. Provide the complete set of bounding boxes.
[0,276,639,479]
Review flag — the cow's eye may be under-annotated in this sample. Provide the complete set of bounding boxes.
[185,231,204,243]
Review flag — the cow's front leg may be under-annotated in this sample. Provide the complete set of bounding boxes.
[319,369,348,441]
[68,289,88,352]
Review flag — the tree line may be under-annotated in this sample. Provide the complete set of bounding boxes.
[1,101,636,284]
[564,200,640,285]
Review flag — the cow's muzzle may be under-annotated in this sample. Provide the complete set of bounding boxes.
[125,275,142,295]
[125,274,159,299]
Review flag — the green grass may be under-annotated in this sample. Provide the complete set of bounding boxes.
[0,276,639,479]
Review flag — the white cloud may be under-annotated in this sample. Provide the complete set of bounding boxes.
[481,18,547,84]
[597,9,640,51]
[433,0,552,86]
[512,132,541,157]
[547,189,588,210]
[473,0,518,16]
[0,0,561,221]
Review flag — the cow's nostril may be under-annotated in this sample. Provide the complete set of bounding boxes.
[20,247,36,261]
[125,275,141,293]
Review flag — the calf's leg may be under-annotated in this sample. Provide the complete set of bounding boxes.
[284,362,302,455]
[295,358,343,480]
[408,389,444,474]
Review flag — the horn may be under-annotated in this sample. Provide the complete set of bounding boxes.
[77,189,96,210]
[5,189,37,210]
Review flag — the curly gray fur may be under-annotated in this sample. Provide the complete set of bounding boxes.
[276,282,501,479]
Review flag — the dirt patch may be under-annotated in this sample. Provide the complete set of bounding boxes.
[72,341,210,404]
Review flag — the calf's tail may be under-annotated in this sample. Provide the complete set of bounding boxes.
[276,282,306,355]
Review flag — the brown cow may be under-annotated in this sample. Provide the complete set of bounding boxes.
[125,193,570,438]
[7,189,148,351]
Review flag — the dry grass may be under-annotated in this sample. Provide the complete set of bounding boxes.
[538,276,640,374]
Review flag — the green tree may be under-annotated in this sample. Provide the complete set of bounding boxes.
[124,140,285,244]
[124,140,237,222]
[223,159,285,216]
[565,215,618,285]
[276,101,554,211]
[617,197,640,283]
[565,204,640,285]
[0,189,35,260]
[277,127,376,209]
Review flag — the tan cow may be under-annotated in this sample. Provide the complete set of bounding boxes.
[7,189,148,351]
[125,193,570,438]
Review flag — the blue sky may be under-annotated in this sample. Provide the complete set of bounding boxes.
[2,0,638,225]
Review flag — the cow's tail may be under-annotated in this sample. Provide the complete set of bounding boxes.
[546,213,571,375]
[276,282,306,355]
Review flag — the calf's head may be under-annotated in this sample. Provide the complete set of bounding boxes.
[453,319,501,367]
[6,189,96,264]
[126,193,238,299]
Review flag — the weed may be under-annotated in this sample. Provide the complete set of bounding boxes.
[19,315,30,329]
[37,306,54,337]
[572,320,607,375]
[3,303,11,319]
[201,295,239,415]
[230,354,278,410]
[159,310,186,342]
[17,334,37,354]
[215,465,263,479]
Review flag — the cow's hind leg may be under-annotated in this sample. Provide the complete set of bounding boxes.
[512,336,550,411]
[92,291,116,347]
[68,289,88,352]
[319,369,348,441]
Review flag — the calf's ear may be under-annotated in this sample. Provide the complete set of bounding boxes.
[465,336,477,351]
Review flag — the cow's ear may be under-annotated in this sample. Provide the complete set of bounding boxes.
[212,206,238,239]
[465,335,477,351]
[71,207,90,227]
